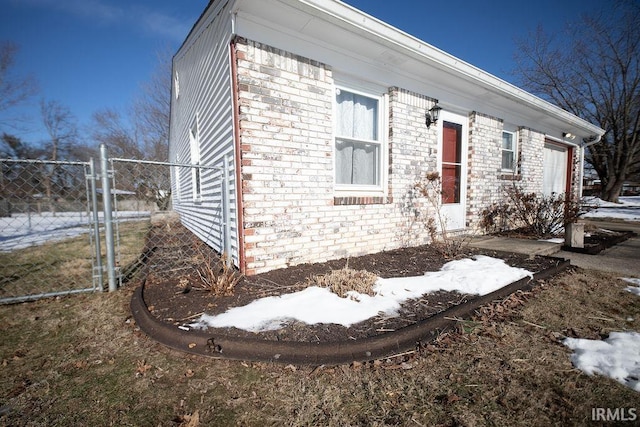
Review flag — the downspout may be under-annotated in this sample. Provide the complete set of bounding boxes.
[229,36,246,274]
[578,134,603,196]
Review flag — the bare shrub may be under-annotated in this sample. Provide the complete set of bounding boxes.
[481,185,589,238]
[192,240,242,296]
[413,172,469,259]
[306,262,378,298]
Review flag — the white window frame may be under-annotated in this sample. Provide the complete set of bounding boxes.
[174,71,180,100]
[333,82,388,196]
[189,117,202,202]
[501,129,517,172]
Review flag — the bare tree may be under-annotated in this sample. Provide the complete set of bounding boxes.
[513,1,640,202]
[0,41,38,129]
[91,108,143,158]
[91,51,172,210]
[91,48,171,160]
[132,49,171,162]
[0,132,36,159]
[40,99,78,212]
[40,99,77,161]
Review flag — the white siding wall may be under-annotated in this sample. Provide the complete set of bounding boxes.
[169,1,239,264]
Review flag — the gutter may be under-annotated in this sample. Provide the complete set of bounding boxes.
[291,0,603,136]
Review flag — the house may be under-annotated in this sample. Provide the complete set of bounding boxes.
[169,0,605,275]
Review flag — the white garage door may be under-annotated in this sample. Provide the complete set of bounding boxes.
[543,142,568,196]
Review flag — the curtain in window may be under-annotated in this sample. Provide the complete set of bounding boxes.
[336,140,378,185]
[335,90,379,185]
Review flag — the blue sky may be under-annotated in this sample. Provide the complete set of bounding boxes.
[1,0,603,147]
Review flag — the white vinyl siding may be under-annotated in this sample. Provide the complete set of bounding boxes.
[168,0,239,265]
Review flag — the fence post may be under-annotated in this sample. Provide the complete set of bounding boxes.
[100,144,118,292]
[89,158,104,291]
[223,154,232,267]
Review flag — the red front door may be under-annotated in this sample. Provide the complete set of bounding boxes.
[442,121,462,204]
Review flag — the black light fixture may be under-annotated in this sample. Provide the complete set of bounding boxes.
[425,102,442,128]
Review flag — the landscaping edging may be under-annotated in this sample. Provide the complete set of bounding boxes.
[561,230,636,255]
[131,258,570,365]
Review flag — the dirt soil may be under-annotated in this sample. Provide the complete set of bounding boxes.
[136,221,570,343]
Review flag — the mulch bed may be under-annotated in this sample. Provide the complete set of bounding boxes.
[561,229,636,254]
[136,221,564,344]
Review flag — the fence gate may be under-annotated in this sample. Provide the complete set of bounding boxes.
[1,145,231,304]
[0,158,103,304]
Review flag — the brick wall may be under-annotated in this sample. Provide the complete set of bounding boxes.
[465,115,547,230]
[234,38,559,274]
[388,88,440,247]
[518,127,545,193]
[235,39,436,274]
[467,112,503,230]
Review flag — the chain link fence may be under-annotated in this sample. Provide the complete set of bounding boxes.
[1,146,230,304]
[0,158,100,303]
[107,155,232,279]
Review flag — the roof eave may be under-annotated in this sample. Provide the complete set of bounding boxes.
[288,0,604,137]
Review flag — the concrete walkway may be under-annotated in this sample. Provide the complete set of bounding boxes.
[469,219,640,277]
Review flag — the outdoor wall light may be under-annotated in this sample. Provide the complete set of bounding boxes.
[563,132,576,140]
[425,102,442,129]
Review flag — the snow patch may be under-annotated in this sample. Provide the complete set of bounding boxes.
[191,255,533,332]
[583,196,640,221]
[0,211,150,252]
[622,278,640,296]
[563,332,640,392]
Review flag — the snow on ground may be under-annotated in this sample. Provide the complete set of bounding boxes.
[563,332,640,392]
[191,255,533,332]
[0,211,150,252]
[622,278,640,296]
[583,196,640,221]
[562,280,640,392]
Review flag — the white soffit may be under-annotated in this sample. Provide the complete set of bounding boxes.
[230,0,603,138]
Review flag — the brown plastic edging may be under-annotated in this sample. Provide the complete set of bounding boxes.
[561,230,636,255]
[131,258,570,365]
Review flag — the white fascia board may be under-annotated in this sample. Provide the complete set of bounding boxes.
[175,0,234,62]
[233,0,603,140]
[298,0,604,135]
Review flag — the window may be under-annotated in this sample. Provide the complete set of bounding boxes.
[501,131,516,171]
[334,87,383,189]
[174,71,180,100]
[189,119,202,201]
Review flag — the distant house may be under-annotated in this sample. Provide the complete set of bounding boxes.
[169,0,605,275]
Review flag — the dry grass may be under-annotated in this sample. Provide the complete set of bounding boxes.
[306,263,378,298]
[1,256,639,425]
[0,220,149,299]
[192,240,243,296]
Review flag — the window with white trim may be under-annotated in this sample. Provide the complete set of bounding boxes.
[334,86,384,190]
[501,130,517,171]
[189,119,202,202]
[174,71,180,100]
